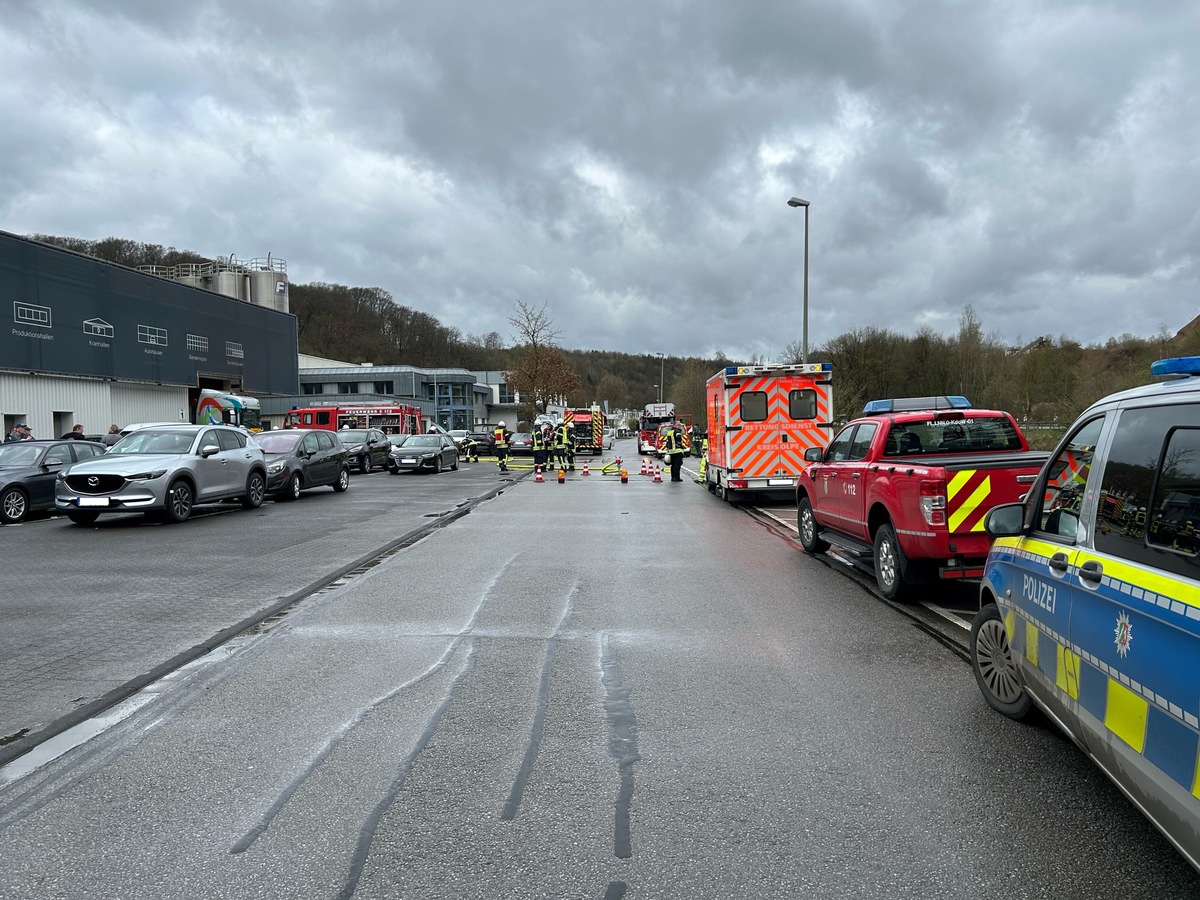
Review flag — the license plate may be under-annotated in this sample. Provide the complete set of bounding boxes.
[77,497,110,507]
[401,458,417,464]
[767,478,794,486]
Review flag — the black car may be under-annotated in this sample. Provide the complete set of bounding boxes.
[336,427,391,473]
[0,439,108,524]
[508,432,534,455]
[388,433,460,473]
[465,431,494,456]
[256,429,351,500]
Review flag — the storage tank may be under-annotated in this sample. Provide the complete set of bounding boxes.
[247,256,288,313]
[211,260,248,301]
[173,262,210,292]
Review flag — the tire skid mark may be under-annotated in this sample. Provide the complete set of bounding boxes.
[230,552,521,854]
[337,637,480,900]
[600,632,640,860]
[501,579,580,821]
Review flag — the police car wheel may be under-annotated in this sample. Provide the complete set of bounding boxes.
[970,603,1032,719]
[796,497,829,554]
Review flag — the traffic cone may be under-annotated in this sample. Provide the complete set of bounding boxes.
[557,469,566,483]
[653,465,662,483]
[581,460,590,476]
[535,467,543,483]
[639,458,648,476]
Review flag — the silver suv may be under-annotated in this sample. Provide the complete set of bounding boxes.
[56,425,267,525]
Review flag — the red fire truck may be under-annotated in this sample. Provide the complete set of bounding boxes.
[637,402,676,456]
[284,404,423,434]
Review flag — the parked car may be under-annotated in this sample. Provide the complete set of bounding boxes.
[387,433,460,474]
[466,431,495,456]
[0,440,107,524]
[55,424,267,525]
[970,354,1200,873]
[336,427,391,473]
[255,429,351,500]
[602,428,615,450]
[447,429,470,450]
[508,432,534,455]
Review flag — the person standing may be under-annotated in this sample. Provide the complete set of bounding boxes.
[531,424,547,473]
[101,424,121,446]
[6,424,33,442]
[493,421,512,473]
[660,423,688,482]
[61,424,86,440]
[555,420,576,471]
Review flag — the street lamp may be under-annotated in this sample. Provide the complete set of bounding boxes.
[656,352,664,402]
[653,384,659,404]
[787,197,810,364]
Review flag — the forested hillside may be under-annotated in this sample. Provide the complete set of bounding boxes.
[29,234,1200,429]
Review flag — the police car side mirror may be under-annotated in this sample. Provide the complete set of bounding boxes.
[984,503,1024,538]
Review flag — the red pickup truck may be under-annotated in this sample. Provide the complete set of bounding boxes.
[795,397,1049,601]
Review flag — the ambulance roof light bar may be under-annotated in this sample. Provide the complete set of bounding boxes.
[1150,356,1200,377]
[724,362,832,376]
[862,396,972,415]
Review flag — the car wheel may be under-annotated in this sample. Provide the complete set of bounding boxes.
[164,479,194,522]
[67,510,100,526]
[451,455,459,471]
[1,486,29,524]
[333,467,350,492]
[873,523,910,601]
[796,496,829,554]
[434,456,443,474]
[358,457,369,475]
[283,472,302,501]
[971,603,1032,719]
[242,471,266,509]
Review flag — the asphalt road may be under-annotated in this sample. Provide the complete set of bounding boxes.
[1,441,1197,898]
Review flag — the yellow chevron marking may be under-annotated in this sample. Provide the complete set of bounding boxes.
[948,475,991,532]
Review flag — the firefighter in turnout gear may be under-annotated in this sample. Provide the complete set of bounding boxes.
[531,425,548,473]
[660,423,689,482]
[555,421,576,471]
[493,422,513,473]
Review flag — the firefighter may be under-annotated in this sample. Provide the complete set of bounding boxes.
[461,433,479,463]
[493,421,512,473]
[661,423,688,482]
[531,424,548,473]
[555,420,576,471]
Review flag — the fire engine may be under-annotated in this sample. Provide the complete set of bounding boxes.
[704,363,834,501]
[561,405,605,455]
[284,404,423,434]
[637,402,676,456]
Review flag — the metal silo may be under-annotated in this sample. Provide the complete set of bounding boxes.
[247,255,288,313]
[212,258,248,301]
[173,263,210,292]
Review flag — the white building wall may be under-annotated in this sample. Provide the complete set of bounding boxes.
[1,372,187,438]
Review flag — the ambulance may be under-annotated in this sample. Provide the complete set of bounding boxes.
[703,362,834,501]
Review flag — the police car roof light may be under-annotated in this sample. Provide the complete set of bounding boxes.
[862,396,972,415]
[1150,356,1200,378]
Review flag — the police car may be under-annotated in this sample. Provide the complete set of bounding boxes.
[970,356,1200,872]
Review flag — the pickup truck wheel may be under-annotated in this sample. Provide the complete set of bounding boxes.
[873,524,911,601]
[796,497,829,554]
[970,603,1031,719]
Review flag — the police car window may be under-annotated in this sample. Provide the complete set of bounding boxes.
[740,391,767,423]
[789,389,817,420]
[1094,404,1200,581]
[848,422,877,460]
[1037,416,1104,542]
[825,426,855,462]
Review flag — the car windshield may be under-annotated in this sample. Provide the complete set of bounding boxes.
[110,430,197,454]
[338,430,370,442]
[0,444,43,467]
[255,432,304,453]
[402,435,442,448]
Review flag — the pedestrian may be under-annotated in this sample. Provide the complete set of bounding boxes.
[61,424,86,440]
[492,421,512,473]
[660,423,688,482]
[5,423,33,442]
[101,424,121,446]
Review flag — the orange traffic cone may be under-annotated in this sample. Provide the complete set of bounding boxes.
[653,465,662,483]
[535,467,543,483]
[557,469,566,483]
[639,458,648,476]
[581,460,590,476]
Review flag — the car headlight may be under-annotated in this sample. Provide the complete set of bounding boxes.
[128,469,168,481]
[346,444,364,452]
[268,461,286,474]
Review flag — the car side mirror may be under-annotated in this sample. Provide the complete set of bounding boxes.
[43,458,65,471]
[984,502,1024,538]
[200,444,221,457]
[804,447,823,462]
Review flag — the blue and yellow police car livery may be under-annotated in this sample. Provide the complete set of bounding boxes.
[970,356,1200,874]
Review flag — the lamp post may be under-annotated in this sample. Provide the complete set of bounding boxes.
[787,197,810,364]
[656,352,664,402]
[653,384,659,404]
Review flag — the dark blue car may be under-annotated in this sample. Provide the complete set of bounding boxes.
[0,439,107,524]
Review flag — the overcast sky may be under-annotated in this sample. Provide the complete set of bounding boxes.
[3,1,1197,361]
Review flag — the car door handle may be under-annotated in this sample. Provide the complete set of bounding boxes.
[1079,560,1103,585]
[1048,552,1069,574]
[850,472,861,479]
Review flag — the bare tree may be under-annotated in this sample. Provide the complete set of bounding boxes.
[503,300,581,420]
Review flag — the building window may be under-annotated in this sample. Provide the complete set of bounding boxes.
[498,384,516,404]
[302,383,324,395]
[373,381,393,395]
[338,382,360,394]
